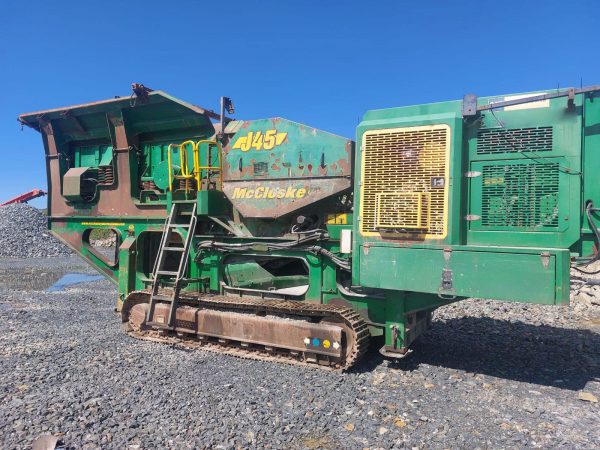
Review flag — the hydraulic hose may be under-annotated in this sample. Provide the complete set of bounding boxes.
[195,232,351,271]
[572,201,600,274]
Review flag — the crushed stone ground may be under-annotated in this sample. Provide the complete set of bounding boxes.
[0,204,71,258]
[0,257,598,449]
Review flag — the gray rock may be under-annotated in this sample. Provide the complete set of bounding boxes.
[0,204,71,258]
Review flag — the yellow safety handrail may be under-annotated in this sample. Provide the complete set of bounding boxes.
[167,140,196,191]
[178,140,196,179]
[167,139,223,192]
[166,143,176,191]
[194,140,223,191]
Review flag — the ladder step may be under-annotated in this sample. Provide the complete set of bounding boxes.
[150,202,195,320]
[156,270,179,276]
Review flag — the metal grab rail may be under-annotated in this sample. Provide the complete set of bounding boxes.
[167,140,195,191]
[166,139,222,191]
[194,140,223,191]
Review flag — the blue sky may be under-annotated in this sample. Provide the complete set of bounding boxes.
[1,0,598,208]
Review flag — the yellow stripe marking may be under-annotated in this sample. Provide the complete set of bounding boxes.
[81,222,126,227]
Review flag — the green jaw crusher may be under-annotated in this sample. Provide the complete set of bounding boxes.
[18,83,600,369]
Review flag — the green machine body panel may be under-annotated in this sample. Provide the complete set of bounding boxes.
[222,117,353,218]
[358,245,570,304]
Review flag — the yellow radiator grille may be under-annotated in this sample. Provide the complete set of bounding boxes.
[375,192,431,229]
[359,124,450,239]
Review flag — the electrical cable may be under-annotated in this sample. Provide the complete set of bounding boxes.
[572,202,600,274]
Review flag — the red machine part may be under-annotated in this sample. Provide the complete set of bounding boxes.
[0,189,47,206]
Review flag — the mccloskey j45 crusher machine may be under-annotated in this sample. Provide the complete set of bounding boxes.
[18,83,600,369]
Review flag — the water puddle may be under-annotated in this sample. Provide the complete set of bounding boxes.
[0,268,66,291]
[0,268,103,291]
[47,273,104,292]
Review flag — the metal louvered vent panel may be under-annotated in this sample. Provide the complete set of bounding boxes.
[360,125,449,238]
[481,163,559,228]
[477,126,553,154]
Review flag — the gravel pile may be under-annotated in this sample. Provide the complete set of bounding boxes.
[89,235,117,247]
[571,261,600,307]
[0,204,71,258]
[0,257,598,449]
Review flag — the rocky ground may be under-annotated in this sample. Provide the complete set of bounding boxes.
[0,257,598,449]
[0,204,71,258]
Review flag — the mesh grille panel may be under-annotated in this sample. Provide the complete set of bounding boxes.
[361,125,449,237]
[481,163,559,228]
[477,127,553,154]
[375,192,431,229]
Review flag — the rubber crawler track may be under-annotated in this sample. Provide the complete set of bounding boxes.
[124,291,370,371]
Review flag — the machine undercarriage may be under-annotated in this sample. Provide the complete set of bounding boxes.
[124,291,369,370]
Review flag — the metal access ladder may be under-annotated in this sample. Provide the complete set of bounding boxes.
[146,200,197,329]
